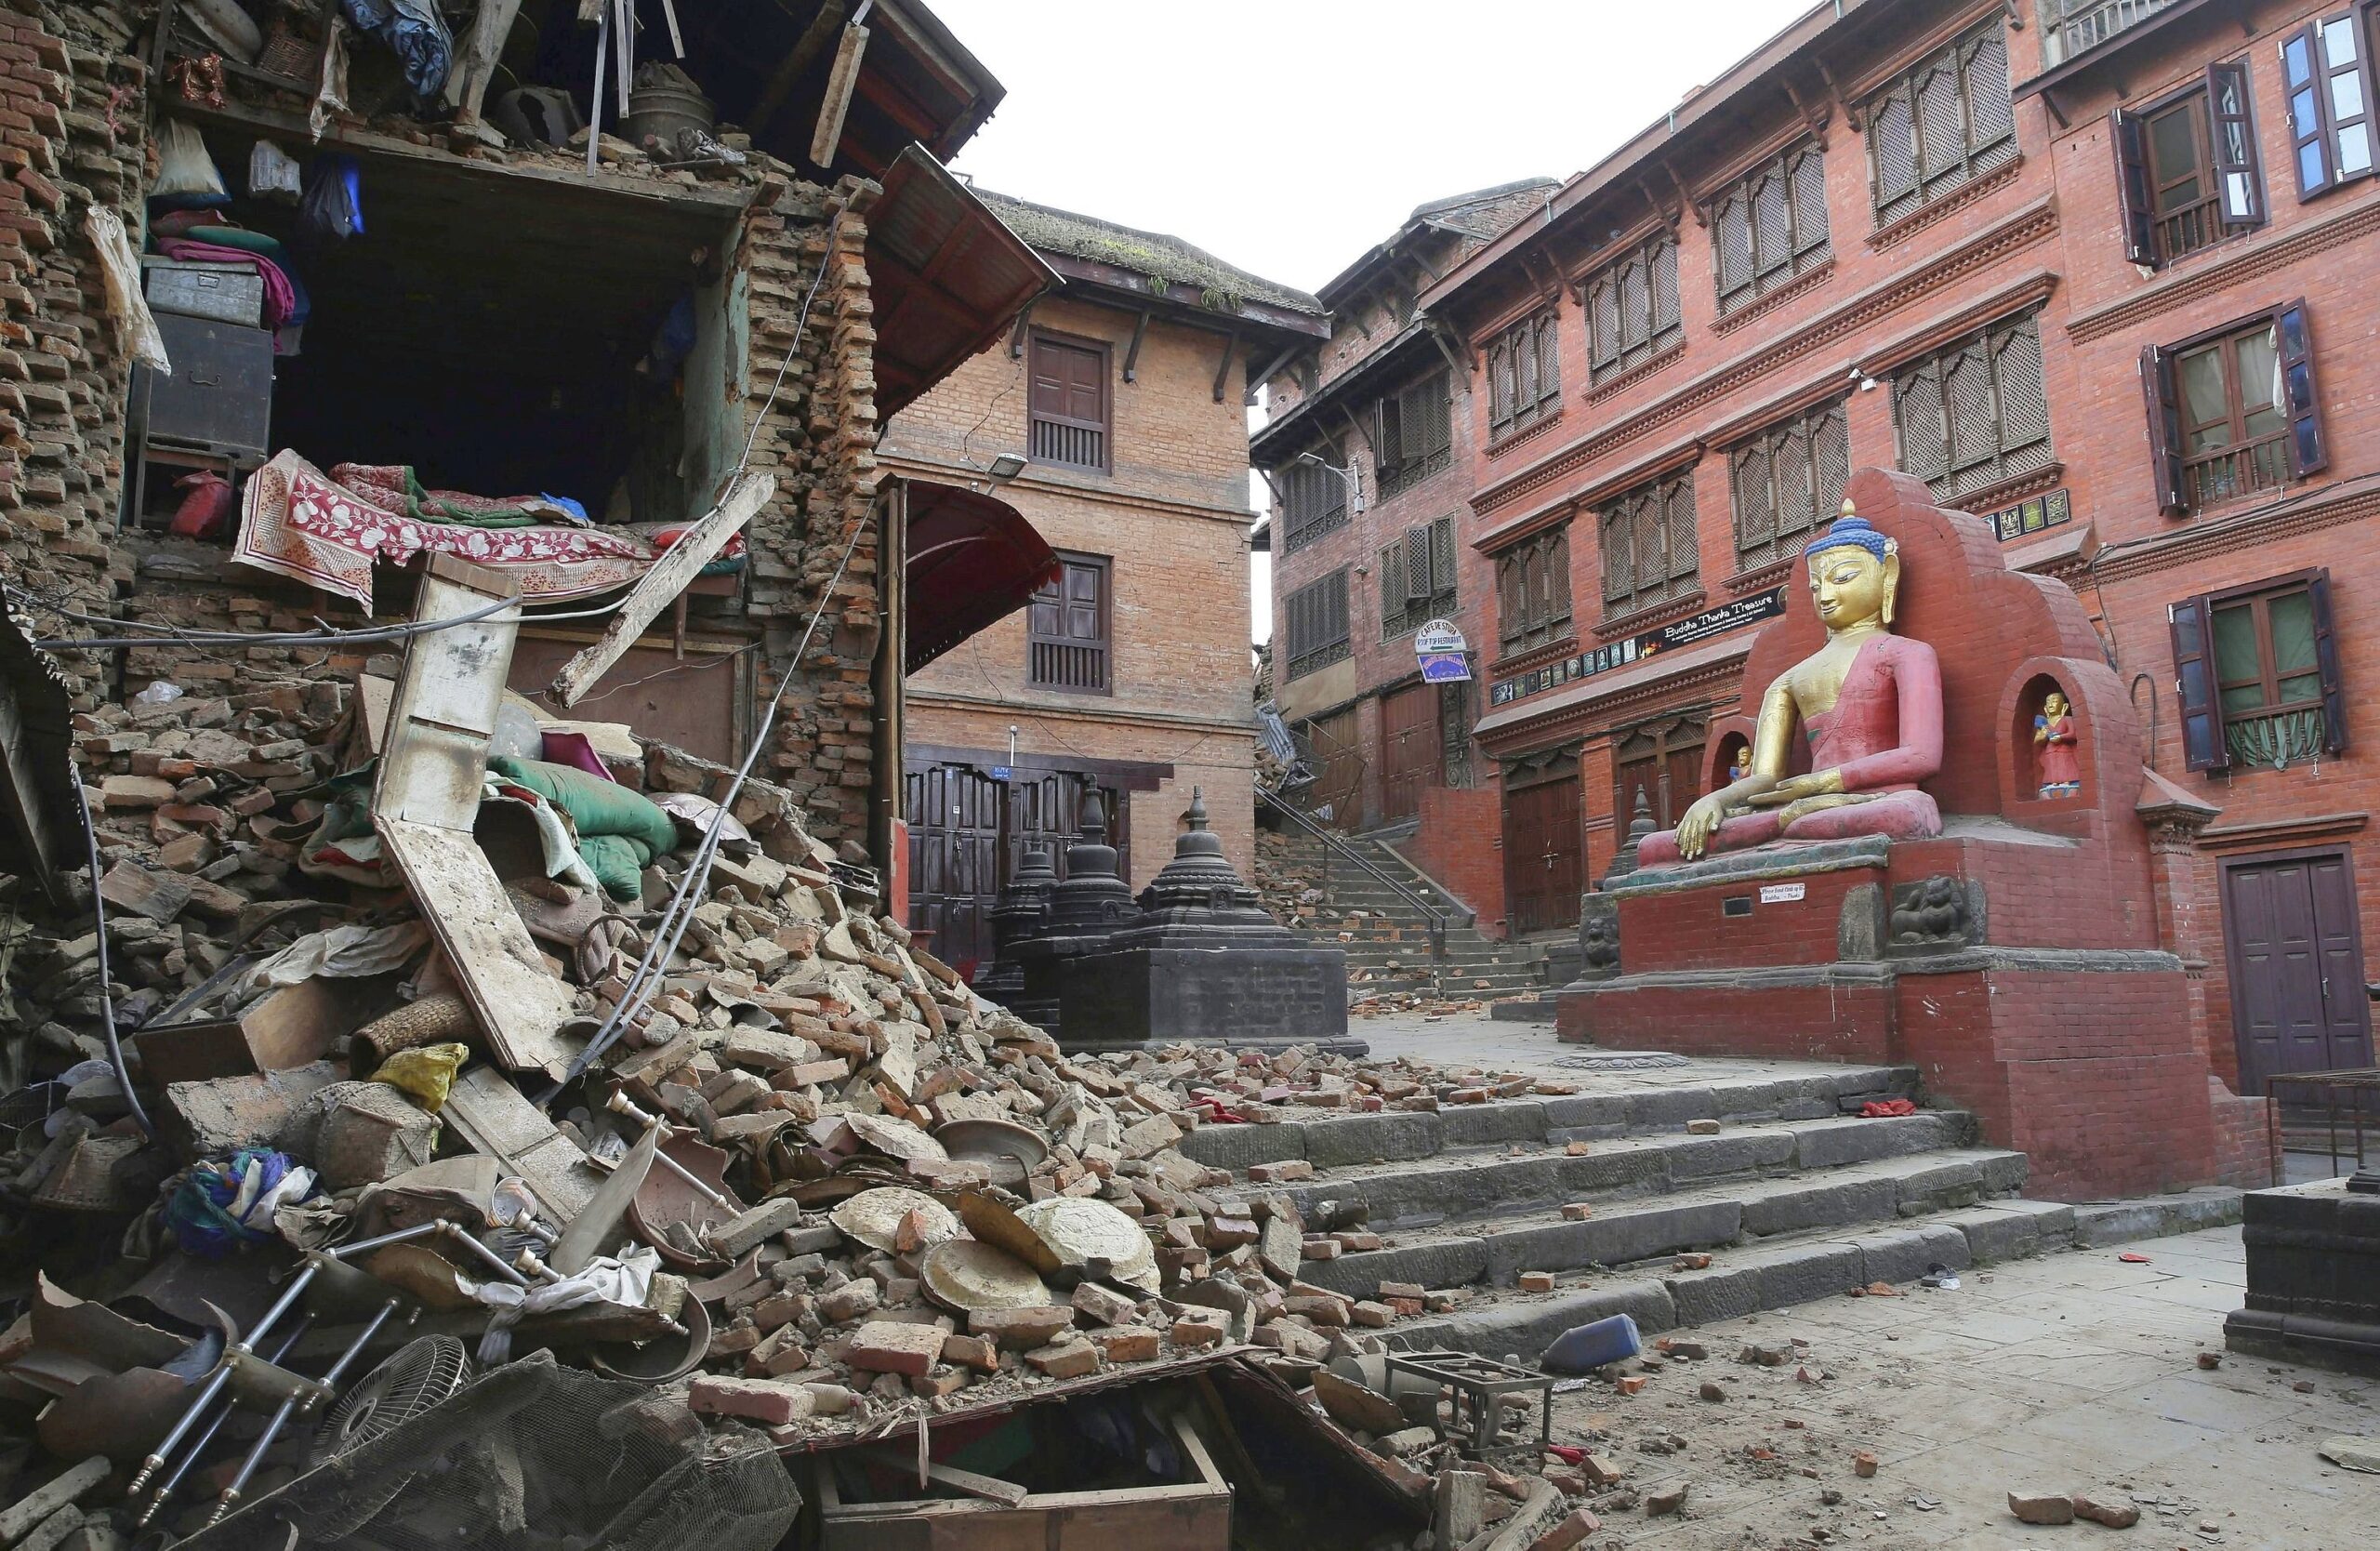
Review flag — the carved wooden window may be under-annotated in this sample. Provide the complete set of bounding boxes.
[2170,569,2347,772]
[1381,515,1458,641]
[2141,300,2325,515]
[1729,400,1849,570]
[2281,12,2378,198]
[1277,444,1349,555]
[1712,140,1831,314]
[1865,20,2017,226]
[1026,552,1111,695]
[1375,370,1453,497]
[1494,525,1572,658]
[2113,63,2264,266]
[1890,311,2052,502]
[1584,232,1682,384]
[1598,471,1699,619]
[1486,311,1561,441]
[1027,332,1110,471]
[1284,569,1352,681]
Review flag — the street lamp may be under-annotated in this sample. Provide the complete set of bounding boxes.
[1295,450,1366,515]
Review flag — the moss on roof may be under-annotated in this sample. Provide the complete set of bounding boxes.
[976,189,1321,317]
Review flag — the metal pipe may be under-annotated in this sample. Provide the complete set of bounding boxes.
[126,1260,323,1495]
[206,1300,399,1527]
[606,1093,732,1208]
[73,775,152,1139]
[137,1315,315,1528]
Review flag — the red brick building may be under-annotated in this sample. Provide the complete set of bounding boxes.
[1387,0,2380,1100]
[1250,181,1555,900]
[888,195,1324,977]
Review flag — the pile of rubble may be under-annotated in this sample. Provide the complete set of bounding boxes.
[0,643,1628,1544]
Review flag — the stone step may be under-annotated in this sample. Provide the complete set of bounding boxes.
[1279,1111,1979,1232]
[1297,1148,2030,1298]
[1382,1198,2081,1361]
[1180,1067,1921,1173]
[2070,1187,2244,1245]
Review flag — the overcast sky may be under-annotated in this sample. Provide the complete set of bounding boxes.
[929,0,1817,644]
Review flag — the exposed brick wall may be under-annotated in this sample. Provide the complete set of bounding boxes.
[889,290,1262,884]
[1396,784,1507,934]
[0,1,146,708]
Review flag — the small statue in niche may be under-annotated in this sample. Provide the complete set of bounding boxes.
[2033,689,2082,797]
[1725,743,1751,783]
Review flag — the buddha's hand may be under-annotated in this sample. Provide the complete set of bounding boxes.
[1673,792,1734,859]
[1745,768,1846,807]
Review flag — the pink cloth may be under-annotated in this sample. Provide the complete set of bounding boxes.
[540,731,614,781]
[1639,633,1946,866]
[154,237,297,330]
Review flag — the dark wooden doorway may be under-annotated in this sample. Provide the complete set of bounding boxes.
[906,764,1005,974]
[1302,708,1364,829]
[2223,847,2375,1094]
[1504,775,1583,935]
[906,764,1129,981]
[1380,682,1441,824]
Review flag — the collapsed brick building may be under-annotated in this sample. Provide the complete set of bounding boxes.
[1259,0,2380,1116]
[0,0,1060,882]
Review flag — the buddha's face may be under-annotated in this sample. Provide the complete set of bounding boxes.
[2043,692,2069,718]
[1807,544,1891,631]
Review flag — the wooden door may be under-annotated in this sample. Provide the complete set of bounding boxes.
[905,764,1005,975]
[1005,774,1127,884]
[1303,708,1364,829]
[2225,849,2374,1093]
[1503,776,1583,935]
[1380,682,1441,823]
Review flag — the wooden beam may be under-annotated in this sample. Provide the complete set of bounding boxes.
[857,1450,1027,1506]
[447,0,523,121]
[810,20,872,167]
[1211,323,1239,404]
[1122,308,1151,383]
[749,0,847,140]
[549,474,774,708]
[1008,299,1035,359]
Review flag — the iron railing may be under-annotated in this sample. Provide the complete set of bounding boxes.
[1258,785,1449,970]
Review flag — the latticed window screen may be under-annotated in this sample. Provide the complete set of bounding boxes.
[1381,516,1459,639]
[1376,371,1454,497]
[1487,312,1561,441]
[1599,471,1701,618]
[1890,312,2054,501]
[1713,141,1831,314]
[1494,525,1573,656]
[1277,448,1349,555]
[1585,232,1684,384]
[1865,20,2017,226]
[1284,570,1352,681]
[1730,400,1850,569]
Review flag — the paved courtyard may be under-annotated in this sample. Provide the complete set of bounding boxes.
[1551,1225,2373,1549]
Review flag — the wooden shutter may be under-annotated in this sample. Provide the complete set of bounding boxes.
[2323,10,2378,182]
[1548,527,1572,626]
[1416,375,1451,464]
[1429,517,1456,601]
[1375,394,1404,482]
[2140,344,2187,516]
[2111,108,2158,263]
[2309,569,2350,753]
[1403,526,1433,603]
[1916,57,1964,191]
[1537,314,1561,403]
[2284,23,2337,196]
[1752,167,1792,284]
[1993,316,2051,461]
[1871,84,1919,219]
[1895,365,1949,487]
[2207,60,2266,226]
[1791,144,1830,260]
[1601,506,1632,605]
[1964,24,2016,167]
[1665,477,1699,583]
[1732,443,1774,561]
[1715,192,1754,312]
[1813,402,1849,524]
[1378,538,1409,629]
[2169,593,2230,771]
[1649,235,1681,349]
[1028,555,1108,692]
[2275,298,2328,476]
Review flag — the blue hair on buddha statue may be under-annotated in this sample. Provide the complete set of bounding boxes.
[1803,501,1895,562]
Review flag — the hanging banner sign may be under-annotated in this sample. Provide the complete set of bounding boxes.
[1413,617,1471,683]
[1488,586,1786,709]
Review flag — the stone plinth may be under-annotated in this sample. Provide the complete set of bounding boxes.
[1056,791,1358,1055]
[2226,1180,2380,1377]
[1009,802,1137,1033]
[974,844,1056,1010]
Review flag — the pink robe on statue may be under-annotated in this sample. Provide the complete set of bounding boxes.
[1638,633,1944,866]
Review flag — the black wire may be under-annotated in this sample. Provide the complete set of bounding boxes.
[73,773,153,1140]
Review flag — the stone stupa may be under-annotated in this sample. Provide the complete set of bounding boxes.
[972,842,1057,1010]
[1056,789,1356,1054]
[1006,797,1138,1034]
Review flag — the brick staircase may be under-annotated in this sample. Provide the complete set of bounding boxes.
[1256,824,1559,1003]
[1181,1063,2242,1359]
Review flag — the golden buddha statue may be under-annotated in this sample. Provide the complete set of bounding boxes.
[1645,503,1945,865]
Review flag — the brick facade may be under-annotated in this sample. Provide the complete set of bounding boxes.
[1401,0,2380,1119]
[891,290,1268,888]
